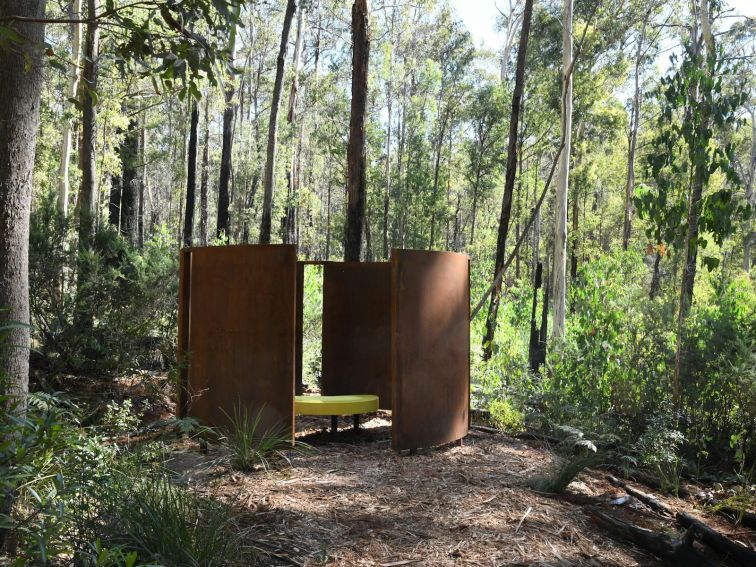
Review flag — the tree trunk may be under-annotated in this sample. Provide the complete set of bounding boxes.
[622,14,648,251]
[743,111,755,271]
[119,117,140,245]
[184,102,199,247]
[283,2,305,245]
[673,0,710,410]
[344,0,370,262]
[382,16,394,260]
[77,0,100,252]
[552,0,573,340]
[482,0,534,359]
[137,117,146,247]
[216,8,240,241]
[260,0,297,244]
[199,96,210,246]
[57,0,83,218]
[0,0,46,404]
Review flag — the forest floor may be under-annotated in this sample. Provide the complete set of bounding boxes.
[161,411,756,567]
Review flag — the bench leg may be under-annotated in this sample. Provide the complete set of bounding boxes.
[330,415,338,437]
[353,414,360,431]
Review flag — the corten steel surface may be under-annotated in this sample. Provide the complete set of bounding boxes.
[322,262,392,409]
[181,245,297,438]
[295,262,305,395]
[177,249,191,417]
[390,249,470,451]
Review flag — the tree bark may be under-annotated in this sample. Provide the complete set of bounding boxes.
[344,0,370,262]
[482,0,533,359]
[743,110,755,271]
[57,0,83,218]
[260,0,297,244]
[552,0,573,340]
[622,14,648,250]
[119,117,140,245]
[199,96,210,246]
[184,102,199,247]
[77,0,100,252]
[216,6,241,241]
[0,0,46,406]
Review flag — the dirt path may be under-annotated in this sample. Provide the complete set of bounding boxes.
[168,413,754,566]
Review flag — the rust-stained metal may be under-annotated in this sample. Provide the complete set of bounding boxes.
[182,245,297,439]
[295,261,305,395]
[177,248,191,418]
[321,262,392,409]
[390,249,470,451]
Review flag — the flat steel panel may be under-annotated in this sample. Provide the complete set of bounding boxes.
[322,262,392,410]
[391,249,470,451]
[183,245,296,437]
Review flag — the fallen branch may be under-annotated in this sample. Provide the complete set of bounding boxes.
[607,474,673,516]
[696,496,756,529]
[586,506,714,566]
[515,431,561,444]
[676,512,756,567]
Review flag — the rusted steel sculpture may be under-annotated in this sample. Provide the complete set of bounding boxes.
[178,245,469,452]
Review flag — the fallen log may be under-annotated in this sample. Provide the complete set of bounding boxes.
[586,506,714,566]
[676,512,756,567]
[607,475,673,516]
[695,496,756,529]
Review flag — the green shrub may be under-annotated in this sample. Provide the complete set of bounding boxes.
[29,196,178,376]
[488,398,525,433]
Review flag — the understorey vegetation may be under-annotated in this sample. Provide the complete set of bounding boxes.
[1,0,755,563]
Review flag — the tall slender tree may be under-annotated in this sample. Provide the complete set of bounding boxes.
[57,0,83,217]
[184,102,200,247]
[482,0,534,360]
[260,0,297,244]
[552,0,574,339]
[216,10,240,240]
[344,0,370,261]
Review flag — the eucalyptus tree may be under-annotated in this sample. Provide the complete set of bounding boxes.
[552,0,573,339]
[344,0,371,261]
[260,0,297,244]
[636,0,748,408]
[483,0,534,361]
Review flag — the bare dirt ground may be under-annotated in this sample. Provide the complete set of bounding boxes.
[165,413,756,567]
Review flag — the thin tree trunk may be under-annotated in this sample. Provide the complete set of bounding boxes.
[673,0,710,409]
[260,0,297,244]
[743,111,755,271]
[183,102,199,247]
[57,0,83,217]
[622,14,648,251]
[200,96,210,246]
[552,0,573,340]
[119,117,140,245]
[650,248,662,299]
[283,2,305,245]
[137,116,146,247]
[217,25,238,240]
[344,0,370,262]
[382,24,393,260]
[482,0,534,359]
[77,0,100,252]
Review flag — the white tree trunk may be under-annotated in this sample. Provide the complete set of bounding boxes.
[552,0,573,339]
[57,0,83,217]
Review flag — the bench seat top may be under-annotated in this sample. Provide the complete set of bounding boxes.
[294,394,379,416]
